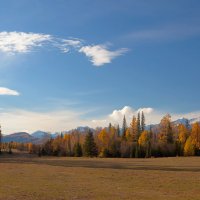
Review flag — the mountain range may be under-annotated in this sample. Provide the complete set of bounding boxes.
[2,117,200,144]
[2,127,93,144]
[2,131,52,144]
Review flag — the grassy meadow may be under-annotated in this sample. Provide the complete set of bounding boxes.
[0,152,200,200]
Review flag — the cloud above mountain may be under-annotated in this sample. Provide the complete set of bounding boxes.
[1,105,200,134]
[92,106,160,126]
[0,31,127,66]
[92,106,200,127]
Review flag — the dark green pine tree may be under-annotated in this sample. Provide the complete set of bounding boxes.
[108,123,112,134]
[141,111,145,132]
[74,142,83,157]
[121,115,127,139]
[167,122,173,144]
[84,130,98,157]
[135,112,141,158]
[116,124,120,137]
[136,112,141,138]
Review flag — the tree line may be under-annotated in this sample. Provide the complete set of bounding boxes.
[26,112,200,158]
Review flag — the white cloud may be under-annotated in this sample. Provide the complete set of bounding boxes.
[92,106,200,128]
[0,31,128,66]
[108,106,155,124]
[79,45,128,66]
[0,109,89,134]
[137,107,154,114]
[1,106,200,135]
[92,106,157,127]
[63,39,82,47]
[0,32,52,54]
[57,38,82,53]
[0,87,20,96]
[0,106,156,134]
[109,106,135,121]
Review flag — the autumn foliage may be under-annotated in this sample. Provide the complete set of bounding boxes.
[1,113,200,158]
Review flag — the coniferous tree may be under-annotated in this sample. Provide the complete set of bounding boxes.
[141,111,145,132]
[135,112,141,158]
[108,123,112,134]
[84,130,98,157]
[116,124,120,137]
[137,112,141,137]
[167,122,173,143]
[122,115,127,139]
[74,142,82,157]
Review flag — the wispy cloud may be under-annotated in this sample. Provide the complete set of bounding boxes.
[0,32,52,54]
[63,38,82,48]
[56,38,83,53]
[79,45,128,66]
[0,31,127,66]
[126,23,200,42]
[0,87,20,96]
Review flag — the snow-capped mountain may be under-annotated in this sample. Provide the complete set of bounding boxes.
[146,117,200,131]
[31,130,51,139]
[189,117,200,124]
[173,117,189,125]
[173,117,200,126]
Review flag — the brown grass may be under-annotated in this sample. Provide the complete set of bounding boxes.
[0,152,200,200]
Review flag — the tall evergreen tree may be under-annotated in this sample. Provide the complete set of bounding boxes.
[74,142,82,157]
[141,111,145,132]
[136,112,141,138]
[108,123,112,134]
[135,112,141,158]
[121,115,127,139]
[84,130,98,157]
[167,122,173,143]
[116,124,120,137]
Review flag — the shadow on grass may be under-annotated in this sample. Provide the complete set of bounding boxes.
[1,152,200,172]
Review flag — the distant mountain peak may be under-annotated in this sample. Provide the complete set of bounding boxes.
[31,130,51,139]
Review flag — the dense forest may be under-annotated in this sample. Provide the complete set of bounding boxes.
[0,112,200,158]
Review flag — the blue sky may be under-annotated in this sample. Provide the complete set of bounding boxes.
[0,0,200,134]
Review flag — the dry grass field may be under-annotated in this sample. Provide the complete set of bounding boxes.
[0,152,200,200]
